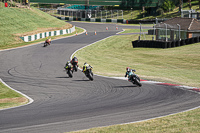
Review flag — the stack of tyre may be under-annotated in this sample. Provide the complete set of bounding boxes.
[132,36,200,49]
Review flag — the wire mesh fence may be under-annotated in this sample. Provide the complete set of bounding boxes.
[155,23,187,41]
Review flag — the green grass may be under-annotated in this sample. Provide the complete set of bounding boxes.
[119,28,149,34]
[70,108,200,133]
[0,82,22,99]
[75,34,200,88]
[0,26,84,50]
[0,81,28,109]
[0,7,72,49]
[122,1,200,20]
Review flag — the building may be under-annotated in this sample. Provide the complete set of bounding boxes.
[155,17,200,41]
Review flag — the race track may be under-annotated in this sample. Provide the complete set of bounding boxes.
[0,22,200,133]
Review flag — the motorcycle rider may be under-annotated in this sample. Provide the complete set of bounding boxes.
[70,56,78,63]
[70,56,78,68]
[45,37,51,45]
[64,61,72,71]
[82,62,92,73]
[125,67,136,82]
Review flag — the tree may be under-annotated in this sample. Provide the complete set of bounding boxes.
[162,0,175,12]
[188,0,191,10]
[199,0,200,9]
[179,0,182,12]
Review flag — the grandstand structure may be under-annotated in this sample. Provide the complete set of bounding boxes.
[31,0,163,22]
[57,5,123,20]
[30,0,162,7]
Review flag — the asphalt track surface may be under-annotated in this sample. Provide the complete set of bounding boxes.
[0,22,200,133]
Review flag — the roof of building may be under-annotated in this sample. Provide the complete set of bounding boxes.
[155,17,200,31]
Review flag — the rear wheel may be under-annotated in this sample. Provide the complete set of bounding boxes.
[43,43,47,47]
[74,65,78,72]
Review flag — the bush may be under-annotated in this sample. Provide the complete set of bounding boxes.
[156,8,164,15]
[161,0,175,12]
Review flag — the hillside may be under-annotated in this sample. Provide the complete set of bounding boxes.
[123,0,200,20]
[0,7,72,49]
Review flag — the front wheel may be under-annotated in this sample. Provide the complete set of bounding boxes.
[88,72,93,81]
[135,78,142,87]
[67,70,73,78]
[85,70,93,81]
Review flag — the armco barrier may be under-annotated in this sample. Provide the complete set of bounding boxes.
[20,26,75,42]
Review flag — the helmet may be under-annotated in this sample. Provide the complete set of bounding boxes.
[67,61,70,64]
[84,62,87,65]
[126,67,130,71]
[74,56,76,58]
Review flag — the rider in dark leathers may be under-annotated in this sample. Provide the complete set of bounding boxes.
[70,56,78,65]
[125,67,136,82]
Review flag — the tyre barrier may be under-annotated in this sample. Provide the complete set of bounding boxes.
[171,41,176,48]
[175,40,180,47]
[167,41,171,48]
[132,40,168,49]
[194,36,199,43]
[180,39,186,46]
[185,39,190,45]
[189,37,194,44]
[132,37,199,49]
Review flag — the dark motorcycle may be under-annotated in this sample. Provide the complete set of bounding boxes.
[64,65,73,78]
[129,73,142,87]
[43,39,51,47]
[84,66,93,81]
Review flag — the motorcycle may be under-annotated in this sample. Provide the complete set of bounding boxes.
[64,64,73,78]
[129,73,142,87]
[43,39,51,47]
[84,66,93,81]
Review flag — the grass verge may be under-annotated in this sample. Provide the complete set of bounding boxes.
[70,108,200,133]
[0,27,84,50]
[0,7,73,49]
[119,28,149,34]
[71,31,200,133]
[0,81,28,109]
[74,34,200,88]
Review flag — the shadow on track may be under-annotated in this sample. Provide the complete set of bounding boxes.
[56,76,71,78]
[114,85,139,88]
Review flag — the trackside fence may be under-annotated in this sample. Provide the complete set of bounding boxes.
[132,36,200,49]
[20,26,75,42]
